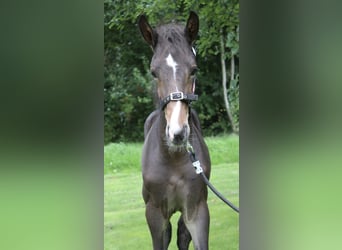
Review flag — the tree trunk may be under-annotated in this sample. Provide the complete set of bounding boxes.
[220,32,237,133]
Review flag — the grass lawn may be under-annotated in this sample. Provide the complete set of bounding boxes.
[104,135,239,249]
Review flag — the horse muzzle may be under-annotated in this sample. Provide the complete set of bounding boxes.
[166,124,189,146]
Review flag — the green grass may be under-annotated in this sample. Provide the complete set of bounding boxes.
[104,135,239,249]
[104,142,142,174]
[104,135,239,173]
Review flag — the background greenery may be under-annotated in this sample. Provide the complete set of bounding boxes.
[104,0,239,143]
[104,135,239,249]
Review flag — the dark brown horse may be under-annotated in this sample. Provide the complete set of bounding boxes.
[139,12,211,250]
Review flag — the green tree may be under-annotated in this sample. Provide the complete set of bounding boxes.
[197,0,239,133]
[104,0,154,143]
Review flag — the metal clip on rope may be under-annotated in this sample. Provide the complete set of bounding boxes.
[186,143,203,174]
[186,142,240,213]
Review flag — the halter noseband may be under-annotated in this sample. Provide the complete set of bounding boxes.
[160,91,198,110]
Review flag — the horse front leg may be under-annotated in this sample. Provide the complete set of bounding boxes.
[184,201,210,250]
[145,202,172,250]
[177,215,192,250]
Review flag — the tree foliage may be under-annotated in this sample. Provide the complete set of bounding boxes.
[104,0,239,143]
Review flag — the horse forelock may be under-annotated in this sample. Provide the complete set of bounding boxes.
[153,24,193,58]
[156,24,185,44]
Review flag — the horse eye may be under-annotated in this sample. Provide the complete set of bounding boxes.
[190,68,198,76]
[151,70,157,78]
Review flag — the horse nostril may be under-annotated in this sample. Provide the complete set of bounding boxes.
[173,133,184,144]
[172,127,187,144]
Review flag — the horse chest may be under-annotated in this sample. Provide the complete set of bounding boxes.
[164,173,190,214]
[145,167,198,212]
[167,173,187,197]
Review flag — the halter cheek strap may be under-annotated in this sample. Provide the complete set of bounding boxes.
[192,78,196,93]
[160,91,198,110]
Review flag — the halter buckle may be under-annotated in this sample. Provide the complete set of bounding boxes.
[170,92,184,101]
[160,92,197,110]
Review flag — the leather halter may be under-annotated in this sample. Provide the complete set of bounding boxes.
[159,91,198,110]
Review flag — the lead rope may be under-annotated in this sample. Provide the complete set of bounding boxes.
[186,143,240,213]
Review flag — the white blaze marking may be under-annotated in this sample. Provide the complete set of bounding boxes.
[166,53,178,80]
[169,101,182,138]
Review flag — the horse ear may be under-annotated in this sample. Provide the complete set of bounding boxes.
[185,11,199,44]
[138,15,157,47]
